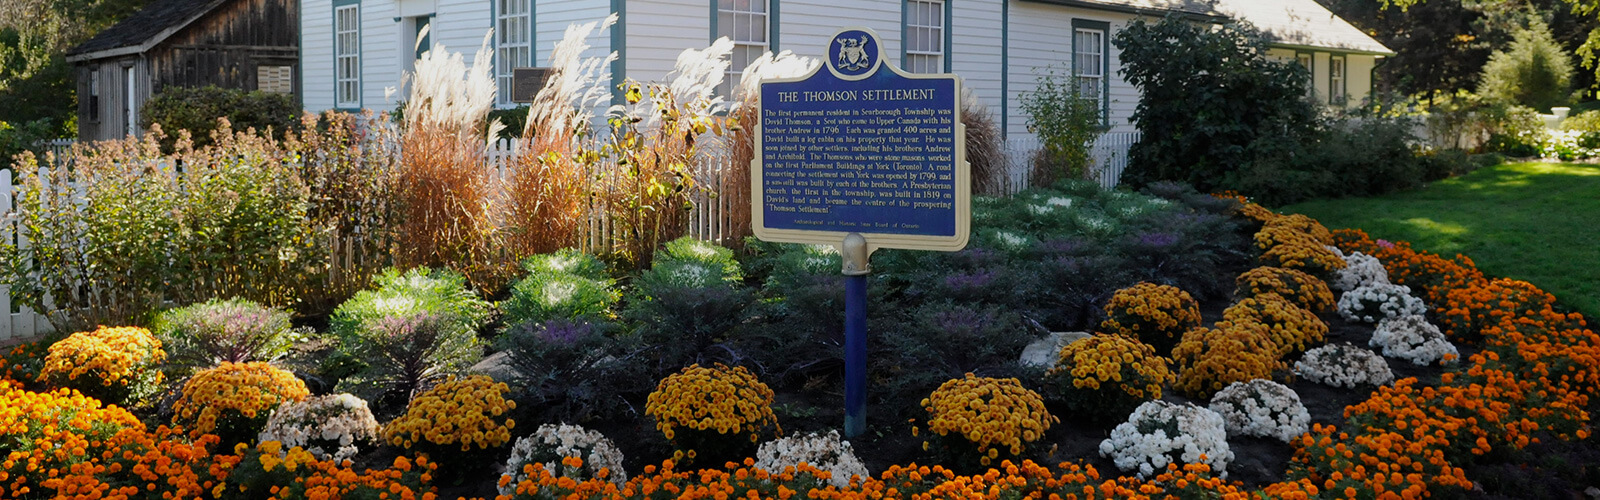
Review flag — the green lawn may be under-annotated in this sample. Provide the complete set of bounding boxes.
[1282,161,1600,318]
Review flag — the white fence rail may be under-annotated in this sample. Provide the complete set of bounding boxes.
[1,131,1140,342]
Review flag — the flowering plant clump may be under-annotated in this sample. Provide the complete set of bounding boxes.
[153,297,303,372]
[1098,282,1202,354]
[37,326,166,405]
[1438,278,1558,342]
[1100,400,1233,478]
[0,380,147,498]
[1337,282,1428,323]
[1373,241,1486,306]
[1207,379,1310,442]
[498,423,626,496]
[1234,266,1334,313]
[646,363,779,462]
[1333,251,1389,292]
[922,374,1056,466]
[383,375,516,452]
[1235,201,1278,225]
[0,340,48,386]
[753,430,869,488]
[1329,228,1381,256]
[1295,343,1395,388]
[1222,293,1327,357]
[1263,214,1334,246]
[1042,334,1171,421]
[257,393,381,462]
[1370,315,1459,366]
[1171,321,1282,398]
[1255,228,1347,280]
[174,361,310,443]
[226,440,439,500]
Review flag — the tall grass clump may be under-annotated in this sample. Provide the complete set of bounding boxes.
[723,50,817,248]
[962,90,1006,196]
[599,39,736,268]
[504,15,617,257]
[396,34,509,291]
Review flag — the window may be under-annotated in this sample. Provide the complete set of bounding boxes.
[716,0,768,96]
[495,0,530,105]
[1329,56,1346,105]
[1071,20,1108,123]
[123,66,136,137]
[904,0,944,73]
[1295,52,1313,97]
[334,3,360,108]
[88,69,100,122]
[258,65,293,94]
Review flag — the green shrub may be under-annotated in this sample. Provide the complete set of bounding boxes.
[1020,65,1105,186]
[140,85,298,150]
[330,267,489,406]
[1476,21,1574,113]
[153,298,304,374]
[0,118,63,166]
[496,318,631,423]
[624,240,754,376]
[1562,110,1600,133]
[1481,104,1546,157]
[501,249,619,328]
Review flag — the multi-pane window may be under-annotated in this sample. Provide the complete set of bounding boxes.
[88,69,100,122]
[335,4,360,108]
[1329,56,1346,105]
[496,0,530,105]
[905,0,944,73]
[1296,53,1314,97]
[717,0,767,96]
[1073,27,1104,110]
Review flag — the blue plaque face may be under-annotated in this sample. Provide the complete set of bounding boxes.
[753,27,968,251]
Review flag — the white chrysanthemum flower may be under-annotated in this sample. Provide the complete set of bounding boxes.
[1100,401,1233,478]
[1208,380,1311,443]
[1371,315,1459,366]
[1337,283,1427,323]
[1333,251,1390,291]
[259,394,381,462]
[1296,343,1395,388]
[754,430,868,488]
[499,424,626,496]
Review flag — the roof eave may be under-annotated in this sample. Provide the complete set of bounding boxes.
[1020,0,1230,23]
[1269,41,1395,57]
[64,0,229,63]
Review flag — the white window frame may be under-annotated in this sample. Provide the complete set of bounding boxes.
[1329,55,1347,105]
[334,3,361,109]
[716,0,769,97]
[904,0,944,74]
[495,0,531,106]
[1072,25,1106,122]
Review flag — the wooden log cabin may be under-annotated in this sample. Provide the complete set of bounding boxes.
[66,0,300,141]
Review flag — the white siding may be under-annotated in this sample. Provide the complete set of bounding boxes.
[625,0,710,85]
[361,0,402,110]
[776,0,901,67]
[1007,2,1140,140]
[536,0,611,66]
[302,0,336,111]
[951,0,1004,118]
[433,0,492,65]
[1346,54,1376,106]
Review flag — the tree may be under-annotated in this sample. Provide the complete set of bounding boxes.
[1387,0,1600,89]
[1477,20,1575,110]
[1318,0,1494,96]
[1112,16,1318,193]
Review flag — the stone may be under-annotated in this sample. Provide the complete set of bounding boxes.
[1019,331,1092,368]
[470,350,518,381]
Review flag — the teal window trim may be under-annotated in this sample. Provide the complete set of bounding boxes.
[1070,18,1109,126]
[900,0,949,73]
[1000,0,1008,136]
[769,0,779,52]
[943,0,952,73]
[1328,54,1347,106]
[611,0,625,104]
[333,0,361,111]
[1294,50,1313,82]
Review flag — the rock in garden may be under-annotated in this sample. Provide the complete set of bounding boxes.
[1019,331,1091,368]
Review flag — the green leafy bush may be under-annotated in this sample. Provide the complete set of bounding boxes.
[501,249,619,329]
[140,85,298,150]
[153,298,304,374]
[1020,65,1105,186]
[624,240,754,376]
[330,267,492,339]
[1476,21,1574,113]
[497,318,631,423]
[330,267,489,407]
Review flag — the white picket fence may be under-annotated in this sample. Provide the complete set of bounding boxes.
[0,131,1140,342]
[1001,131,1141,194]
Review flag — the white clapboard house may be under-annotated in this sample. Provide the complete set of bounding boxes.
[298,0,1391,143]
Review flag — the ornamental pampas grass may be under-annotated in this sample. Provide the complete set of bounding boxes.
[504,15,617,257]
[396,33,508,291]
[722,50,818,248]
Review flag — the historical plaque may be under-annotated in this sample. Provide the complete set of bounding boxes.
[510,67,553,103]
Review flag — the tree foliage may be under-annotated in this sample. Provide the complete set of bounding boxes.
[1112,16,1317,193]
[1477,20,1575,110]
[1384,0,1600,89]
[1019,65,1104,187]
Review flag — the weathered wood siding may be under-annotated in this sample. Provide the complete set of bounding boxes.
[77,57,153,142]
[147,0,301,94]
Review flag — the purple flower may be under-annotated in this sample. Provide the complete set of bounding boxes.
[1376,239,1394,249]
[537,319,594,344]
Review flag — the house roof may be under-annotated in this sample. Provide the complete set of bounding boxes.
[66,0,231,62]
[1213,0,1395,55]
[1026,0,1228,21]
